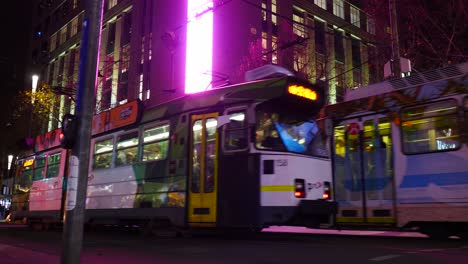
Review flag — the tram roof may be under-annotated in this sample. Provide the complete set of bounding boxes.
[141,76,322,122]
[345,62,468,101]
[321,62,468,120]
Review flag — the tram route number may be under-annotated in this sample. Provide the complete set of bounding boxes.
[276,159,288,166]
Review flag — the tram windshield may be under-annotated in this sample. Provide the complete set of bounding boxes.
[255,104,328,157]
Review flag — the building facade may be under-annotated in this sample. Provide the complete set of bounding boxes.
[28,0,380,132]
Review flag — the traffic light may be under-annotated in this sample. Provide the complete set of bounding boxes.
[60,114,79,149]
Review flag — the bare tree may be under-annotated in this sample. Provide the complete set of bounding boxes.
[364,0,467,72]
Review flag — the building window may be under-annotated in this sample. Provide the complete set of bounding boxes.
[139,73,144,100]
[315,20,325,55]
[149,32,152,61]
[50,34,57,52]
[367,17,375,35]
[350,5,360,27]
[108,0,118,10]
[334,29,344,63]
[106,22,116,55]
[314,0,327,10]
[60,27,68,45]
[316,53,325,81]
[271,0,277,26]
[335,61,345,89]
[261,0,278,64]
[71,18,78,37]
[272,35,278,64]
[293,7,308,76]
[141,36,145,64]
[121,12,132,46]
[351,38,361,68]
[333,0,344,19]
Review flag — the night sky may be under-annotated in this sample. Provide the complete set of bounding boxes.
[0,2,32,150]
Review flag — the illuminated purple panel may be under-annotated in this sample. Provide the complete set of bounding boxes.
[185,0,214,94]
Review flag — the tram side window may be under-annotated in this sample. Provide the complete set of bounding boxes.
[142,124,169,162]
[46,153,61,178]
[401,99,460,154]
[116,131,139,166]
[93,138,114,169]
[33,157,46,181]
[224,111,247,151]
[16,160,33,192]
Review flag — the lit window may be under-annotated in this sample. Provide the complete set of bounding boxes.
[293,7,308,74]
[116,132,139,166]
[142,124,170,161]
[46,153,61,178]
[139,74,144,100]
[33,157,46,181]
[314,0,327,9]
[224,111,247,151]
[60,27,67,44]
[350,5,360,27]
[333,0,344,19]
[401,100,461,154]
[271,0,277,25]
[108,0,117,9]
[71,18,78,37]
[93,138,114,169]
[367,18,375,34]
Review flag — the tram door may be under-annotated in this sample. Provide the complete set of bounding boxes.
[188,113,219,225]
[333,115,395,225]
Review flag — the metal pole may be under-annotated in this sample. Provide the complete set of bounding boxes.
[61,0,103,263]
[389,0,401,78]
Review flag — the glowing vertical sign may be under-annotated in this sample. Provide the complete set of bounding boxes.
[185,0,214,94]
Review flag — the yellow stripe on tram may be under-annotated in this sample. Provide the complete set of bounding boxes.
[260,185,295,192]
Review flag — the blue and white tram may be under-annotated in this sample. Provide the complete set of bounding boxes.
[323,62,468,238]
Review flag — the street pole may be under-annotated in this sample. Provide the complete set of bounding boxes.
[389,0,401,78]
[61,0,103,263]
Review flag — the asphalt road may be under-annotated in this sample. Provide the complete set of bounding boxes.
[0,224,467,264]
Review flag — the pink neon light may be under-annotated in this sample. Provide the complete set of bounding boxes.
[185,0,214,94]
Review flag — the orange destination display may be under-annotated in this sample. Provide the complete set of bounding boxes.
[287,84,318,101]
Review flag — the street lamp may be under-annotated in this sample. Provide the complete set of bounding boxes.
[32,74,39,104]
[28,74,39,137]
[7,154,13,171]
